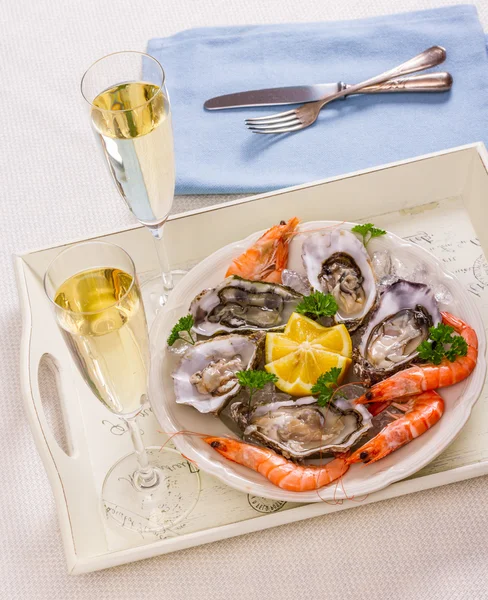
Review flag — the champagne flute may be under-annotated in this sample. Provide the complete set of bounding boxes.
[44,241,199,534]
[81,52,181,320]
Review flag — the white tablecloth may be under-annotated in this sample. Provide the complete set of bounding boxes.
[2,0,488,597]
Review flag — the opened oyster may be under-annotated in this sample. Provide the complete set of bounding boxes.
[231,395,372,460]
[302,229,376,330]
[173,332,264,414]
[190,276,302,337]
[354,280,441,385]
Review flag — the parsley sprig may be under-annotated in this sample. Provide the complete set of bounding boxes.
[352,223,386,247]
[236,370,278,411]
[417,323,468,365]
[311,367,343,407]
[167,315,196,346]
[295,291,338,319]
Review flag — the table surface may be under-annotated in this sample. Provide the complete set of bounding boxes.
[2,0,488,598]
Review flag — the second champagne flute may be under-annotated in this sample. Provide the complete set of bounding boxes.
[81,51,180,319]
[44,241,200,535]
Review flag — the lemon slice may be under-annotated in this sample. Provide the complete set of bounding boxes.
[313,326,352,358]
[264,312,353,396]
[266,313,352,363]
[284,312,330,342]
[265,333,299,362]
[265,346,351,396]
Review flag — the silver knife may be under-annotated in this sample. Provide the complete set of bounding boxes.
[204,72,452,110]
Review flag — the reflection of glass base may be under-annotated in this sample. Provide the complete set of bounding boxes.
[102,447,200,537]
[141,270,186,326]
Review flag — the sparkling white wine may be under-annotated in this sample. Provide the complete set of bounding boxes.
[91,81,175,227]
[54,268,149,415]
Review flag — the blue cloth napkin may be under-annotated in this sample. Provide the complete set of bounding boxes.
[147,5,488,195]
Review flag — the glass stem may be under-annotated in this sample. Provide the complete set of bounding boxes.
[151,223,174,292]
[124,417,159,488]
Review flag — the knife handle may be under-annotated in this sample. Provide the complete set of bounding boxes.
[344,72,453,95]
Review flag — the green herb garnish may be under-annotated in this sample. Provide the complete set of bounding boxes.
[445,335,469,362]
[416,323,468,365]
[351,223,386,247]
[236,370,278,411]
[167,314,196,346]
[311,367,343,407]
[295,291,338,319]
[417,339,445,365]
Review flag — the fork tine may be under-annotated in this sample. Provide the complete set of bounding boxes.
[245,109,296,122]
[247,119,302,131]
[245,114,300,126]
[248,123,305,134]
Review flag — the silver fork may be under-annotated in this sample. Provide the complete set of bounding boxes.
[246,46,446,134]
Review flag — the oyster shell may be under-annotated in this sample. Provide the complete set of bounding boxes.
[231,395,372,460]
[173,332,264,414]
[354,280,441,385]
[302,229,376,330]
[190,276,302,337]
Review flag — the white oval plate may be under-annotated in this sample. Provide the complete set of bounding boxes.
[149,221,486,502]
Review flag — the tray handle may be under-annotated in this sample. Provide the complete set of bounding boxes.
[17,263,108,566]
[27,343,79,465]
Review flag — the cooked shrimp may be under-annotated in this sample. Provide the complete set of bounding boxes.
[356,312,478,407]
[348,390,444,465]
[204,436,348,492]
[225,217,300,283]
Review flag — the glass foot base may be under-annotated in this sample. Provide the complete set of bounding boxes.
[103,447,200,537]
[141,270,187,326]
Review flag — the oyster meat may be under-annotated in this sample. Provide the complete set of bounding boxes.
[302,229,376,330]
[355,280,441,385]
[173,332,264,414]
[189,356,243,396]
[231,395,372,460]
[190,276,302,337]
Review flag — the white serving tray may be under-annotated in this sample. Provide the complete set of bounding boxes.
[15,142,488,574]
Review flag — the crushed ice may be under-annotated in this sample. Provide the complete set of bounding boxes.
[168,339,192,356]
[433,283,453,305]
[371,250,452,304]
[282,269,311,295]
[253,383,292,405]
[410,262,429,284]
[372,250,392,279]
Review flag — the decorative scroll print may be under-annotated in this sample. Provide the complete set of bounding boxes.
[403,230,488,300]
